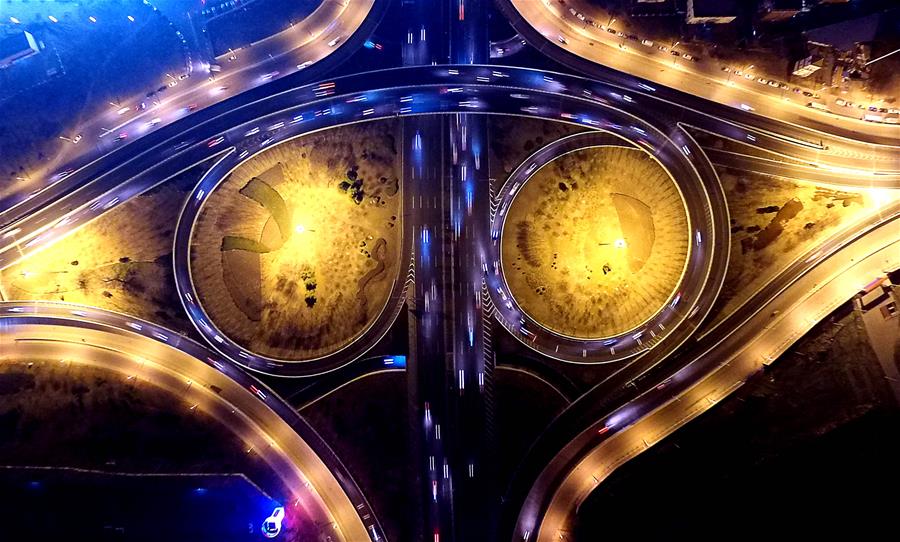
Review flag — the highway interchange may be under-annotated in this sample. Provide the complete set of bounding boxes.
[1,1,899,541]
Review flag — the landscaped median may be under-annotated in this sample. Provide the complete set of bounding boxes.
[190,120,402,361]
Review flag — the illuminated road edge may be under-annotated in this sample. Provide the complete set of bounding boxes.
[488,130,718,363]
[513,208,900,541]
[0,302,383,541]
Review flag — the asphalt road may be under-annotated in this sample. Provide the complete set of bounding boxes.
[519,208,900,541]
[2,0,385,217]
[2,20,898,542]
[500,0,900,144]
[0,301,384,541]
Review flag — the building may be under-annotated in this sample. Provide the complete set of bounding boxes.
[686,0,738,24]
[0,30,40,69]
[759,0,811,22]
[630,0,679,18]
[792,55,824,78]
[798,12,897,92]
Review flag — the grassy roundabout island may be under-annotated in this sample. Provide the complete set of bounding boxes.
[501,146,690,338]
[190,120,401,360]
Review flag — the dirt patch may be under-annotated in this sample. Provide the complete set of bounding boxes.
[710,170,881,326]
[0,174,198,333]
[191,119,402,360]
[501,146,688,337]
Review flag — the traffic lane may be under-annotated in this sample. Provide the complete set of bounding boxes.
[487,126,725,363]
[165,79,728,372]
[506,206,899,541]
[500,0,900,147]
[531,220,900,540]
[0,314,374,542]
[490,34,527,58]
[287,356,407,409]
[489,5,900,167]
[406,113,455,540]
[0,142,227,270]
[5,80,726,367]
[0,0,379,221]
[704,147,900,189]
[3,58,896,240]
[449,112,493,538]
[3,63,895,255]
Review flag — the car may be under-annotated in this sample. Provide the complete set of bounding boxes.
[260,71,280,81]
[681,53,693,60]
[327,35,343,47]
[297,60,314,70]
[792,87,802,93]
[641,39,654,47]
[756,77,768,84]
[167,80,177,87]
[671,50,680,56]
[53,168,75,181]
[185,103,198,112]
[658,45,668,52]
[71,134,82,144]
[740,103,755,111]
[691,55,701,62]
[888,108,900,114]
[177,73,190,80]
[607,28,617,34]
[768,80,779,87]
[157,85,167,93]
[721,66,731,72]
[145,117,162,128]
[779,83,789,89]
[802,90,814,97]
[114,132,128,142]
[261,507,284,538]
[207,136,225,147]
[556,35,567,44]
[616,31,626,37]
[626,33,639,41]
[835,99,847,107]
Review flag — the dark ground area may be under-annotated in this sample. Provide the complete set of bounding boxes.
[301,369,411,542]
[575,303,899,539]
[0,469,285,542]
[0,360,302,540]
[0,0,186,185]
[495,364,570,492]
[204,0,319,56]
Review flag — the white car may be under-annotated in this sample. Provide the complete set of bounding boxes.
[261,507,284,538]
[327,36,343,47]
